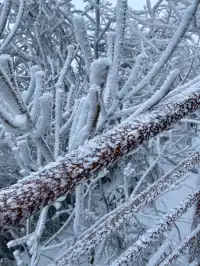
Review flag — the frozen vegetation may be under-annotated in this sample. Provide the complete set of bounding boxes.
[0,0,200,265]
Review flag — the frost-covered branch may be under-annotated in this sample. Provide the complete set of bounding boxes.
[125,0,200,100]
[0,81,200,226]
[111,189,200,266]
[55,151,200,265]
[160,224,200,266]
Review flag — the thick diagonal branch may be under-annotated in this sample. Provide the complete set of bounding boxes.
[1,82,200,227]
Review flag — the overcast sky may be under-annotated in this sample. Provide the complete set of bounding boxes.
[72,0,157,10]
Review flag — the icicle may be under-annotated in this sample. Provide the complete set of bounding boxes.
[123,163,135,200]
[94,239,107,265]
[68,97,89,152]
[77,86,100,145]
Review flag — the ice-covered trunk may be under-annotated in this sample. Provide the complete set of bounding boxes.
[0,82,200,227]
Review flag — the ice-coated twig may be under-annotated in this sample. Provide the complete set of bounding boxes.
[9,206,49,266]
[104,0,127,110]
[0,103,27,133]
[73,15,93,73]
[90,58,110,88]
[130,142,167,197]
[0,66,27,116]
[57,45,75,86]
[13,249,27,266]
[55,151,200,265]
[24,65,40,105]
[73,183,85,237]
[106,32,116,63]
[160,224,200,266]
[130,69,180,119]
[118,53,144,100]
[125,0,200,100]
[111,189,200,266]
[34,21,48,70]
[54,45,75,158]
[130,27,160,54]
[0,0,25,54]
[0,0,12,39]
[0,54,19,89]
[54,87,63,159]
[60,99,79,136]
[30,71,45,125]
[146,232,173,266]
[17,139,37,171]
[33,93,52,139]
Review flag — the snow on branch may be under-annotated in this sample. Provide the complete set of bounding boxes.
[55,151,200,265]
[146,233,173,266]
[0,0,25,54]
[159,224,200,266]
[73,15,93,73]
[0,80,200,227]
[0,0,11,39]
[124,0,200,100]
[111,188,200,266]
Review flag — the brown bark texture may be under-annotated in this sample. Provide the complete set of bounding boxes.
[0,82,200,227]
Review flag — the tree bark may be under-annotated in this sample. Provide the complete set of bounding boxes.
[1,82,200,227]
